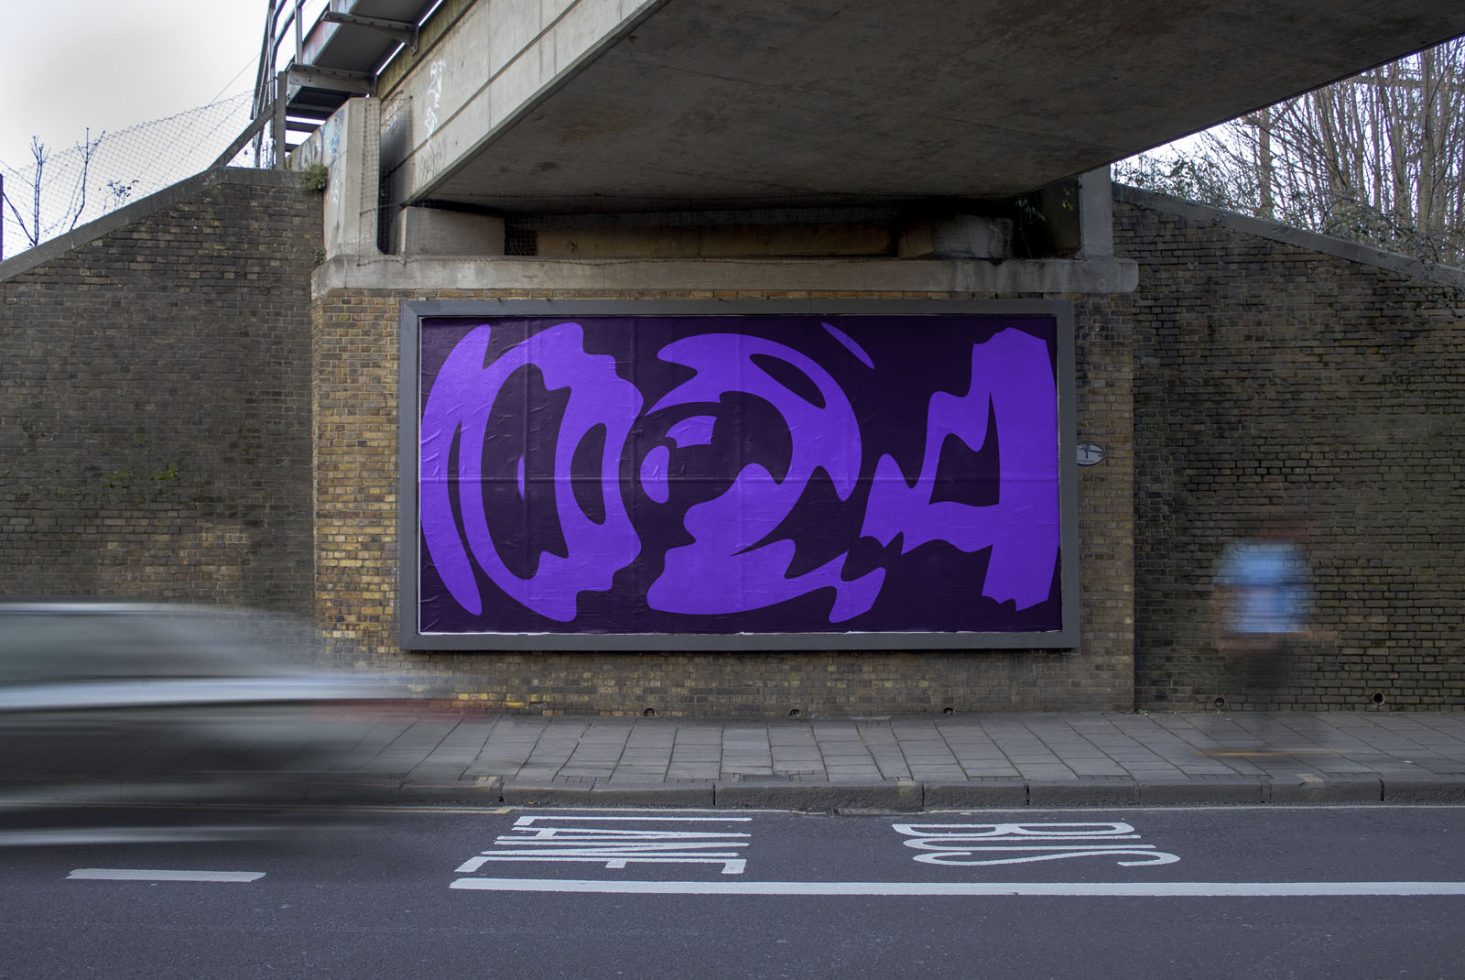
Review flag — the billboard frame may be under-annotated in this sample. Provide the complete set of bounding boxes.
[397,299,1079,651]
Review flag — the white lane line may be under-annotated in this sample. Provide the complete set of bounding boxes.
[450,878,1465,897]
[68,869,265,883]
[515,816,753,822]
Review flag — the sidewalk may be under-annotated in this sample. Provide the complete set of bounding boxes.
[313,710,1465,809]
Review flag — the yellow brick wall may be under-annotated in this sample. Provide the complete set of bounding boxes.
[312,287,1135,715]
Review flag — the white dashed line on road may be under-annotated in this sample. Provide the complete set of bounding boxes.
[67,868,266,883]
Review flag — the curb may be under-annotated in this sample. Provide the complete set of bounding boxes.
[1379,773,1465,803]
[436,773,1465,809]
[1137,775,1266,805]
[1028,777,1140,807]
[11,774,1465,810]
[715,779,924,811]
[923,780,1028,808]
[1264,774,1382,804]
[503,781,715,807]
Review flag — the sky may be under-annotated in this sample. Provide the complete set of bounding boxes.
[0,0,268,169]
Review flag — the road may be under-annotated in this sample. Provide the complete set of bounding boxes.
[2,804,1463,979]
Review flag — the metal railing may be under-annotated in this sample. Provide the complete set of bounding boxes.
[216,1,436,170]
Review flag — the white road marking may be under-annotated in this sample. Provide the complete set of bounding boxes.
[67,869,265,883]
[449,878,1465,897]
[893,821,1182,867]
[458,814,753,875]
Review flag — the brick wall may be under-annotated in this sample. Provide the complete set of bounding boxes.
[312,287,1135,715]
[0,169,321,612]
[1118,191,1465,711]
[13,167,1456,714]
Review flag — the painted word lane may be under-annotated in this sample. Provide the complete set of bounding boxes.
[453,814,753,888]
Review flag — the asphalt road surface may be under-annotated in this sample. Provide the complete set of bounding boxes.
[2,804,1463,979]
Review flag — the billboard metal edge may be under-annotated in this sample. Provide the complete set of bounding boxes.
[396,298,1080,652]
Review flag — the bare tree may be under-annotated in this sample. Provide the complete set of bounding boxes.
[1,129,104,256]
[1118,38,1465,267]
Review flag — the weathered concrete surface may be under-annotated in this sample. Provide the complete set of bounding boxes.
[312,252,1138,293]
[379,0,659,214]
[398,207,506,254]
[387,0,1465,212]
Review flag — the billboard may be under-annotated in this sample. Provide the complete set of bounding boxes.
[399,301,1077,649]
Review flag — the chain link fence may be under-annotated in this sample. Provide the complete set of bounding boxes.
[0,92,264,261]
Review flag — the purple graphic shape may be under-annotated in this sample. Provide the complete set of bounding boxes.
[645,334,884,622]
[640,445,671,504]
[823,322,874,369]
[666,414,716,448]
[515,455,526,498]
[860,328,1058,609]
[419,322,642,621]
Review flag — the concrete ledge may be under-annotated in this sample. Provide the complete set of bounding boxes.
[923,780,1028,808]
[313,253,1138,295]
[1379,773,1465,803]
[1027,777,1140,807]
[714,780,923,811]
[1136,775,1265,805]
[1264,774,1382,804]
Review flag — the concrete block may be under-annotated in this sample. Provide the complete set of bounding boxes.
[585,782,716,807]
[1264,774,1381,804]
[1078,166,1115,259]
[501,781,601,806]
[1137,775,1265,805]
[1028,777,1140,807]
[397,776,504,804]
[1379,773,1465,803]
[900,215,1012,260]
[398,207,505,256]
[714,779,923,811]
[322,98,380,259]
[923,780,1028,808]
[499,780,714,807]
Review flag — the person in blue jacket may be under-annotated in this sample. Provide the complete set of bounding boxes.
[1212,520,1314,708]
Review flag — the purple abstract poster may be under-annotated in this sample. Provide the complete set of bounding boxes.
[410,310,1071,646]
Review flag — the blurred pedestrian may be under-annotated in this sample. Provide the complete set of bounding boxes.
[1212,518,1314,707]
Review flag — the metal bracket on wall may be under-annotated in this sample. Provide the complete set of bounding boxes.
[320,11,421,52]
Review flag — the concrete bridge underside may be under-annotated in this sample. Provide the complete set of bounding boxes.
[384,0,1465,213]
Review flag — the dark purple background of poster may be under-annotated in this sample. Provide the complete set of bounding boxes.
[417,314,1061,635]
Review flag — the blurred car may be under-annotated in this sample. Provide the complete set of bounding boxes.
[0,602,397,834]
